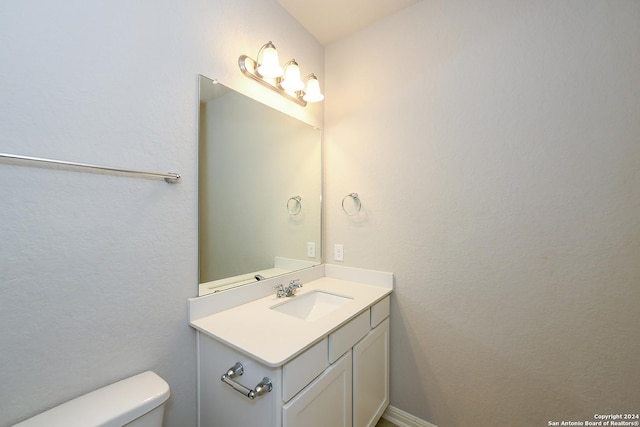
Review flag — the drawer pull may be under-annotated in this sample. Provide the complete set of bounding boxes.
[220,362,273,400]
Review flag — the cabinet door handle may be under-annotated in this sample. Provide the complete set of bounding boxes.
[220,362,273,400]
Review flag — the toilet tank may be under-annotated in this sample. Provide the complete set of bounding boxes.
[13,371,170,427]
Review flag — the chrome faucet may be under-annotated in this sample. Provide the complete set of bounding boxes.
[275,279,303,298]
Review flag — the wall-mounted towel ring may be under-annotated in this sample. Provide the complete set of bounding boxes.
[342,193,361,215]
[287,195,302,215]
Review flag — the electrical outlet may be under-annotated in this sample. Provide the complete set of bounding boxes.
[334,244,344,262]
[307,242,316,258]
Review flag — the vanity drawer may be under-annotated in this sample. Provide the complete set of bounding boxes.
[370,296,390,327]
[329,310,371,364]
[282,338,329,402]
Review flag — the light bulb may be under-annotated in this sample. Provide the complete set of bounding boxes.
[256,41,283,78]
[280,60,305,92]
[303,74,324,102]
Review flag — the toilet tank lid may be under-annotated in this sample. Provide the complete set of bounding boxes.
[14,371,170,427]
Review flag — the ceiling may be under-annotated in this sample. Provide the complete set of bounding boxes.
[276,0,421,45]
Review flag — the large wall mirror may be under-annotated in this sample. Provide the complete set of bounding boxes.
[198,75,322,296]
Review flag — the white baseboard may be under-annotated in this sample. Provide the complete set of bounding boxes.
[382,405,437,427]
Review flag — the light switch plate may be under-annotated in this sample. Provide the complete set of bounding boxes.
[307,242,316,258]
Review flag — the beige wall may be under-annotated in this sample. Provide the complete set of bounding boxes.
[325,1,640,425]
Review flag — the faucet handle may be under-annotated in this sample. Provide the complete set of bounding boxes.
[274,284,286,298]
[285,279,302,297]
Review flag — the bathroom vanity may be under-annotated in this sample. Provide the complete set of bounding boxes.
[188,264,393,427]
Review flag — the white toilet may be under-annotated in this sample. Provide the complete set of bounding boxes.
[13,371,170,427]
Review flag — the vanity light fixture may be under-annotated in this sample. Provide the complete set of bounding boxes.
[238,41,324,107]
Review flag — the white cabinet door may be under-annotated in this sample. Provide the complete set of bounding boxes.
[353,318,390,427]
[283,352,353,427]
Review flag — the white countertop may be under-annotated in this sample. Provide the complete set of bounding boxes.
[190,272,392,367]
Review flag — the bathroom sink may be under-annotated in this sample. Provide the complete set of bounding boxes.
[271,291,353,321]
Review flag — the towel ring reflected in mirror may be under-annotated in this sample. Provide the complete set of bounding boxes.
[287,195,302,215]
[342,193,361,216]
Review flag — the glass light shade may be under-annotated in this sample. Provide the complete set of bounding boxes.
[280,61,305,92]
[257,42,283,78]
[303,75,324,102]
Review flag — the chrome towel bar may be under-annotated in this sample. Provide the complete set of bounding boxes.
[0,152,181,183]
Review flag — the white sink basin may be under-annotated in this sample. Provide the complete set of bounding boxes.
[271,291,353,321]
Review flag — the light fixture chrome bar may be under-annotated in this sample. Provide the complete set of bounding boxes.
[238,55,307,107]
[0,152,181,183]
